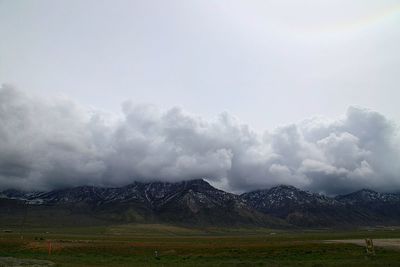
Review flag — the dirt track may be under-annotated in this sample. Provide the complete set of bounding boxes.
[0,257,55,267]
[326,238,400,250]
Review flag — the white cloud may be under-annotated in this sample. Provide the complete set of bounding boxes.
[1,85,399,194]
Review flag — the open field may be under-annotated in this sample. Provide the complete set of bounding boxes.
[1,225,400,266]
[327,238,400,250]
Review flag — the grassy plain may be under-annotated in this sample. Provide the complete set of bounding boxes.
[1,224,400,266]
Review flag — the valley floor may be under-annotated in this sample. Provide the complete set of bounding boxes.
[327,238,400,250]
[1,224,400,266]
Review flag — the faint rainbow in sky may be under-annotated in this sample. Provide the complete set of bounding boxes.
[300,4,400,35]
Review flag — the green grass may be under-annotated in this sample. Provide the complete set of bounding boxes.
[1,225,400,266]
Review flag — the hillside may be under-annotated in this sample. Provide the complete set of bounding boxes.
[2,180,400,228]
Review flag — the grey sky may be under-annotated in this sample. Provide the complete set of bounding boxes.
[1,85,400,194]
[1,0,400,131]
[1,1,400,194]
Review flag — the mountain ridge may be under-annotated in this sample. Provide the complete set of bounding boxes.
[0,179,285,227]
[2,179,400,227]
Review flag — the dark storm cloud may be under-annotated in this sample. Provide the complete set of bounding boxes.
[0,85,399,194]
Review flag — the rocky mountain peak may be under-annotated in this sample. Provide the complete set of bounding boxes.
[335,188,400,203]
[2,181,400,227]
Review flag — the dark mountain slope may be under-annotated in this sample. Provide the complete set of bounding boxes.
[335,189,400,224]
[242,185,400,227]
[0,180,285,227]
[2,181,400,228]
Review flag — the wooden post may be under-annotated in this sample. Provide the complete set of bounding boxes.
[48,241,52,255]
[365,238,375,256]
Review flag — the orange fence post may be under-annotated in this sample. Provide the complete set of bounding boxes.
[48,241,52,255]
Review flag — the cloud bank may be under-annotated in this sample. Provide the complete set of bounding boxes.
[1,85,399,194]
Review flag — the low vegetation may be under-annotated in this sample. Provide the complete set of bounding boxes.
[1,224,400,266]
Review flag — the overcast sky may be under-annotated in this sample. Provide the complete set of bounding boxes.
[1,0,400,130]
[0,1,400,194]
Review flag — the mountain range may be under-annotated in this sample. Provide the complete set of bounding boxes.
[1,179,400,228]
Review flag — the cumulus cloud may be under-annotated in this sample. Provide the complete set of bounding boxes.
[0,85,399,194]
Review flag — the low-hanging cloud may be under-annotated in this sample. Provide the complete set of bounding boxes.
[0,85,399,195]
